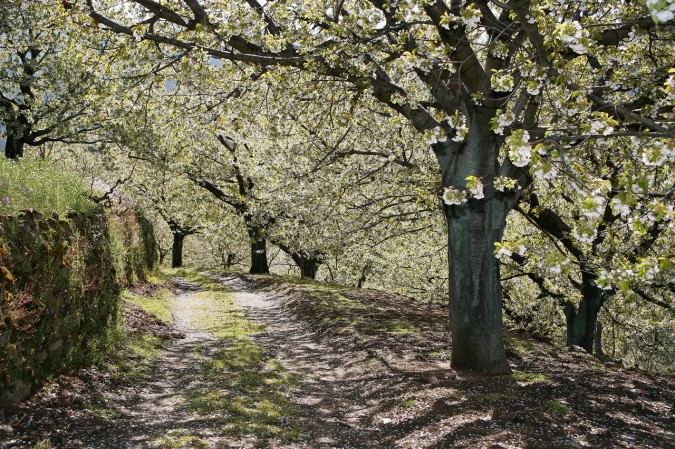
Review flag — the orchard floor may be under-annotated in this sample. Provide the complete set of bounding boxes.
[0,273,673,449]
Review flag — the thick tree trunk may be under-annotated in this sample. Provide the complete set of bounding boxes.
[435,108,514,374]
[4,134,24,159]
[249,239,269,274]
[291,253,320,279]
[445,198,511,374]
[564,273,605,352]
[171,233,185,268]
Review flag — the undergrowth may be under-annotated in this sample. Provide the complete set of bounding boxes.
[0,158,94,216]
[102,280,176,383]
[122,288,174,323]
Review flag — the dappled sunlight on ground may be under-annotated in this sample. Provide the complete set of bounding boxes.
[1,272,673,448]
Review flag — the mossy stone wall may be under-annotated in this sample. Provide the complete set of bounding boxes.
[0,208,156,404]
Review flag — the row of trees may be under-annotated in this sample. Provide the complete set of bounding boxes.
[1,0,673,373]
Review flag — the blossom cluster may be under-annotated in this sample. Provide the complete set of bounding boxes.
[555,21,587,53]
[506,129,532,167]
[491,109,514,135]
[447,113,468,142]
[442,187,467,205]
[494,240,526,261]
[647,0,675,22]
[491,71,515,92]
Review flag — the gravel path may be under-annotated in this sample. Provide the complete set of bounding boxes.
[78,279,224,448]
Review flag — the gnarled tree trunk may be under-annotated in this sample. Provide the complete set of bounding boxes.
[564,272,606,352]
[291,254,320,279]
[249,239,269,274]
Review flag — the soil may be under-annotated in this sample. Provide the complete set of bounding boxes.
[0,274,673,449]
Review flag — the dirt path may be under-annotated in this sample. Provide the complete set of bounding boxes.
[78,279,226,448]
[3,274,673,448]
[211,273,387,448]
[86,274,383,449]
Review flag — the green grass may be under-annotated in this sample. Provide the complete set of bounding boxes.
[168,270,302,441]
[366,357,379,369]
[382,320,417,335]
[503,334,536,356]
[164,267,227,292]
[181,340,302,439]
[28,440,53,449]
[106,330,167,383]
[510,371,552,384]
[476,392,515,402]
[544,400,571,415]
[83,390,118,420]
[428,348,452,360]
[400,399,417,408]
[122,289,175,323]
[0,158,94,216]
[191,290,264,338]
[152,430,209,449]
[97,282,176,382]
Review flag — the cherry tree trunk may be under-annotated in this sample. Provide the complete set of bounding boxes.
[564,273,605,352]
[249,239,269,274]
[435,111,513,374]
[171,233,185,268]
[445,198,511,374]
[4,134,24,159]
[292,254,320,279]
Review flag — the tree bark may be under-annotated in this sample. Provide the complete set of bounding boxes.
[4,133,24,159]
[564,272,605,352]
[249,239,269,274]
[445,197,511,374]
[291,253,320,279]
[435,109,514,375]
[594,321,605,359]
[171,232,185,268]
[225,252,236,269]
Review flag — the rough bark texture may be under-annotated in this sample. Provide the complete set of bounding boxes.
[445,200,511,374]
[171,233,185,268]
[436,111,514,375]
[249,239,269,274]
[564,273,605,352]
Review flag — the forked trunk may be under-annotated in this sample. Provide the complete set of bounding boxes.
[171,233,185,268]
[291,253,320,279]
[445,198,511,374]
[564,272,605,352]
[249,239,269,274]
